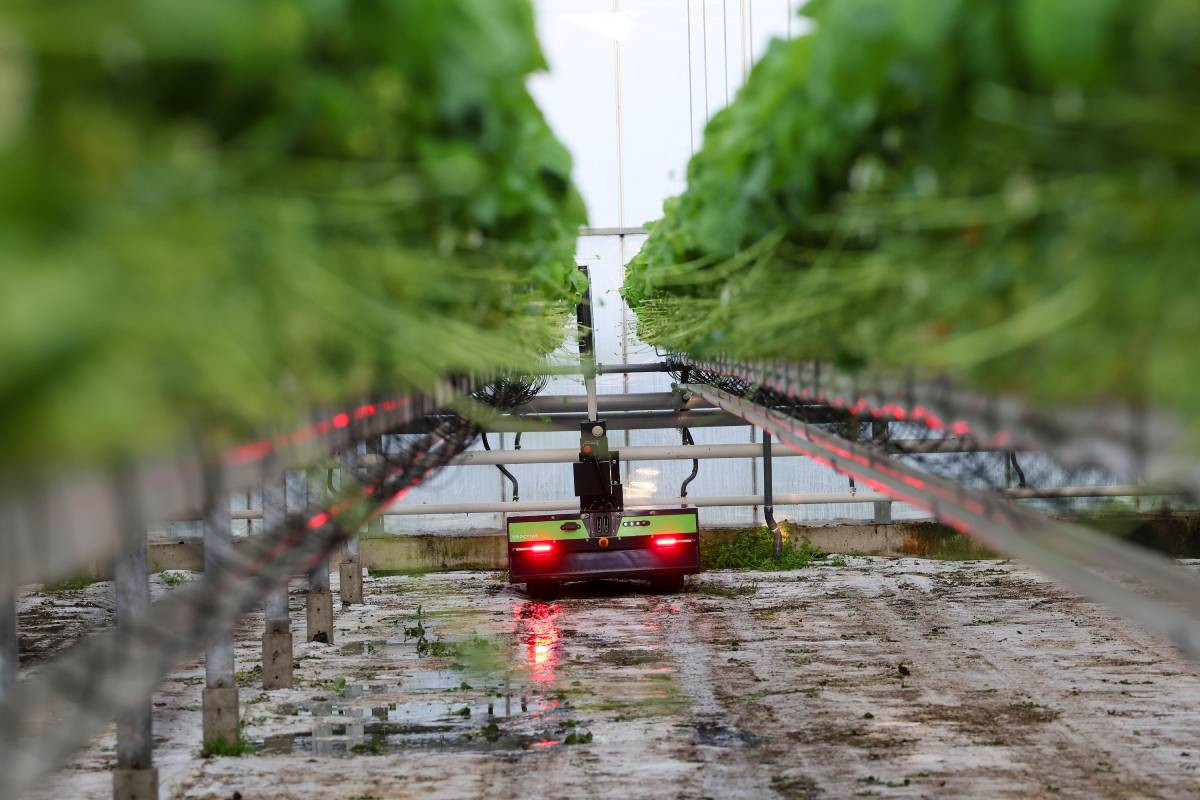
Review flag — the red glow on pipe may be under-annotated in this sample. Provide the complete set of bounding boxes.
[385,486,411,506]
[862,478,890,495]
[951,420,971,436]
[307,512,330,529]
[224,394,412,470]
[942,513,972,534]
[289,424,318,446]
[231,440,272,464]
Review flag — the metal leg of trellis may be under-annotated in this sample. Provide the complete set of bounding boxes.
[201,469,239,747]
[112,522,158,800]
[261,470,293,690]
[871,421,892,524]
[366,437,384,538]
[306,468,334,644]
[763,432,782,558]
[338,453,363,607]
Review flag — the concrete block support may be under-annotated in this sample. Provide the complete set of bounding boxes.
[338,554,363,606]
[201,687,240,745]
[306,583,334,644]
[113,768,159,800]
[202,468,238,745]
[262,629,294,689]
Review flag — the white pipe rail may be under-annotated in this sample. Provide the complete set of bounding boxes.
[451,443,795,465]
[374,484,1164,516]
[357,439,1019,468]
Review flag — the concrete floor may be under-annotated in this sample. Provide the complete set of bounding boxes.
[20,557,1200,799]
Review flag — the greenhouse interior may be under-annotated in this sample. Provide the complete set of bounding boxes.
[3,1,1200,798]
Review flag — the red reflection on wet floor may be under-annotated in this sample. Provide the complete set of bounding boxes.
[515,601,561,686]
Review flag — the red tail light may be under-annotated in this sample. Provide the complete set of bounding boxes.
[655,536,679,547]
[515,542,555,554]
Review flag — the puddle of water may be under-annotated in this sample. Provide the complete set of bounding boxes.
[693,719,761,748]
[289,695,525,725]
[404,670,469,691]
[515,602,562,686]
[340,638,418,659]
[263,601,589,758]
[336,683,396,699]
[258,718,556,756]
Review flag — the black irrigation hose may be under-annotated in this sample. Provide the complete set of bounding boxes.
[482,432,519,502]
[679,427,699,498]
[472,375,547,410]
[1009,450,1029,489]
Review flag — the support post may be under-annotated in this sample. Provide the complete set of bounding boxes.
[577,265,599,422]
[871,421,892,524]
[0,544,17,771]
[201,468,239,747]
[338,452,363,607]
[261,471,292,690]
[0,587,14,704]
[306,468,334,644]
[0,533,14,761]
[0,519,15,704]
[112,513,158,800]
[366,437,384,539]
[763,432,782,559]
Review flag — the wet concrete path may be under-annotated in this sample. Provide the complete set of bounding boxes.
[23,558,1200,799]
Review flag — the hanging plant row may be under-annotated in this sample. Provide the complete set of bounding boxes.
[0,0,586,467]
[625,0,1200,438]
